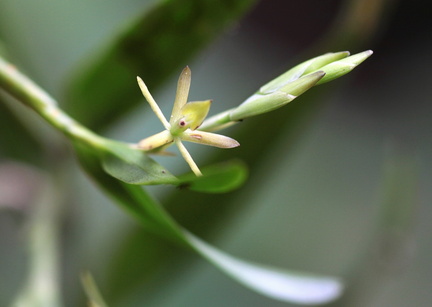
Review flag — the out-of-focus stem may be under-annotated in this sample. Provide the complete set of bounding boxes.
[11,173,64,307]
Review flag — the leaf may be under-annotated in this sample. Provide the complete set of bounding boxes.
[185,231,343,305]
[0,95,43,165]
[73,139,182,238]
[328,153,418,305]
[66,0,258,131]
[174,160,248,193]
[101,139,248,193]
[101,140,176,185]
[74,138,343,304]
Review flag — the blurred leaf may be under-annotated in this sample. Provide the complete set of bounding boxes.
[81,272,108,307]
[0,95,43,164]
[328,153,418,307]
[103,228,185,304]
[66,0,258,131]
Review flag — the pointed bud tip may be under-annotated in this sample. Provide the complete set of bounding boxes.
[230,140,240,148]
[182,66,191,75]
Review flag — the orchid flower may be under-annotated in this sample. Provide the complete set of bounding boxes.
[137,66,239,176]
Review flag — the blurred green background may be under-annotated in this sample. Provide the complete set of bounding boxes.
[0,0,431,306]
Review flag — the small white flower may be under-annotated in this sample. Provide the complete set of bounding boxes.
[137,66,239,176]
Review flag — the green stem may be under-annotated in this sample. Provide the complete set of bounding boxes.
[199,108,237,132]
[0,56,106,148]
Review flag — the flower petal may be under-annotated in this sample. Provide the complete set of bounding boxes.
[170,66,191,125]
[180,100,212,130]
[138,130,174,151]
[137,76,170,129]
[182,130,240,148]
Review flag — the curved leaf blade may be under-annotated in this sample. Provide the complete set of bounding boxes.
[186,232,343,305]
[174,160,248,193]
[74,138,344,304]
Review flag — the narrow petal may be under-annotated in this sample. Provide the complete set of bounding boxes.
[137,76,170,129]
[182,130,240,148]
[170,66,191,125]
[138,130,173,151]
[175,139,202,176]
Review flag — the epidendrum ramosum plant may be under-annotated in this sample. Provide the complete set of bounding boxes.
[0,48,372,306]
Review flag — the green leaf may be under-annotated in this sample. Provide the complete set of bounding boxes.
[73,139,343,304]
[0,96,43,164]
[175,160,248,193]
[185,231,343,305]
[101,140,248,193]
[101,140,176,185]
[66,0,258,131]
[73,139,182,239]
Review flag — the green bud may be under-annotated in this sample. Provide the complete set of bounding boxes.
[260,51,350,94]
[229,71,325,121]
[302,51,350,75]
[314,50,373,85]
[279,71,326,96]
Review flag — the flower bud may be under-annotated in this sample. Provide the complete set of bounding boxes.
[314,50,373,85]
[260,51,350,94]
[229,71,325,121]
[182,130,240,148]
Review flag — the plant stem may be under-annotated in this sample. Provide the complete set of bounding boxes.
[199,108,237,132]
[0,56,106,148]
